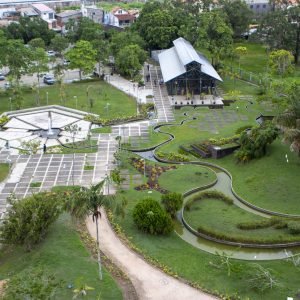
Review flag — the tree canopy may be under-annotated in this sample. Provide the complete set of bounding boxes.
[220,0,253,37]
[115,44,147,79]
[134,2,177,49]
[65,40,97,80]
[259,7,300,64]
[4,17,54,45]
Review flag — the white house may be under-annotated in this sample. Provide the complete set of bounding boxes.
[31,3,56,28]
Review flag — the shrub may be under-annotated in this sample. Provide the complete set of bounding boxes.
[235,122,279,163]
[235,125,253,135]
[191,190,233,205]
[287,221,300,234]
[237,217,282,230]
[161,192,183,218]
[132,198,173,235]
[0,193,62,251]
[3,267,63,299]
[156,151,190,162]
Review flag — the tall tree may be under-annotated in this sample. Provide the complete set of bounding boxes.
[115,44,147,79]
[195,11,233,68]
[269,49,294,76]
[259,7,300,64]
[65,40,97,81]
[66,17,104,43]
[92,39,109,77]
[275,82,300,157]
[28,37,45,49]
[5,17,54,45]
[134,2,177,50]
[29,47,49,105]
[50,35,69,58]
[220,0,253,38]
[65,181,125,280]
[0,39,33,86]
[109,31,145,56]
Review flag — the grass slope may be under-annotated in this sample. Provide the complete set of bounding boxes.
[0,214,122,300]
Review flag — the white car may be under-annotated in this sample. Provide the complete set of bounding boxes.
[47,50,56,57]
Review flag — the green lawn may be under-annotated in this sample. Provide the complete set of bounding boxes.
[184,196,300,244]
[158,164,216,194]
[0,163,9,182]
[210,140,300,215]
[0,80,136,119]
[91,126,112,134]
[151,100,299,214]
[0,214,122,300]
[115,187,300,300]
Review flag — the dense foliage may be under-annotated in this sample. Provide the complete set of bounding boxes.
[0,193,62,251]
[3,267,63,300]
[133,198,173,235]
[161,192,183,218]
[235,122,279,162]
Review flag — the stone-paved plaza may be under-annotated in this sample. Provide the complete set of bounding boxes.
[0,134,118,218]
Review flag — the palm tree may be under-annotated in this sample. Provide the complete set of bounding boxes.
[65,180,125,280]
[275,84,300,157]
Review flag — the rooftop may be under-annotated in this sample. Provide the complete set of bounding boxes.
[31,3,54,13]
[158,37,222,83]
[56,10,81,18]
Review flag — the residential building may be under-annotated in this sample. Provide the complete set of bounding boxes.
[56,10,81,32]
[112,7,135,27]
[31,3,56,28]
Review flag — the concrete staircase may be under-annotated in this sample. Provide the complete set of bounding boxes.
[144,65,175,123]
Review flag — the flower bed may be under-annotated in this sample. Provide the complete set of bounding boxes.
[130,157,176,193]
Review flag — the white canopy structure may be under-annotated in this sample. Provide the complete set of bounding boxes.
[158,37,222,83]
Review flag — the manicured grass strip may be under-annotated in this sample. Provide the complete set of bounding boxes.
[183,193,300,244]
[0,214,122,300]
[30,182,41,188]
[0,163,9,182]
[52,139,98,154]
[91,126,112,133]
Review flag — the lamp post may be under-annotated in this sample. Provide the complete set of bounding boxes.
[105,173,110,194]
[74,96,78,110]
[105,102,110,118]
[46,92,49,106]
[9,97,12,111]
[5,141,11,173]
[64,124,81,186]
[136,86,139,115]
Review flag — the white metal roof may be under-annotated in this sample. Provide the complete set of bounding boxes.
[158,47,186,83]
[158,37,222,83]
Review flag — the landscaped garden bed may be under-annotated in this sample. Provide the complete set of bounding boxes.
[183,191,300,244]
[130,157,176,193]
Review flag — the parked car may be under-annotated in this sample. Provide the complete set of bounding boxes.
[47,50,56,57]
[0,73,5,81]
[43,75,55,85]
[63,59,70,66]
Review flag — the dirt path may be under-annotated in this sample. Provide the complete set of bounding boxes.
[86,212,217,300]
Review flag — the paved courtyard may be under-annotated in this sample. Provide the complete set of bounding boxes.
[0,135,117,218]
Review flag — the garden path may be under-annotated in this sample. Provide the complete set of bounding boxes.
[86,211,218,300]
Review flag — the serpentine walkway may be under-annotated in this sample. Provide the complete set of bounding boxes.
[86,211,217,300]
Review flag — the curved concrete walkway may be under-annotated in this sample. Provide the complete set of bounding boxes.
[86,211,217,300]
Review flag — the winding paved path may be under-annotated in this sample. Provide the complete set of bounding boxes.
[86,211,217,300]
